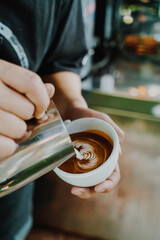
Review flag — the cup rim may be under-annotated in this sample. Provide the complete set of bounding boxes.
[54,118,119,178]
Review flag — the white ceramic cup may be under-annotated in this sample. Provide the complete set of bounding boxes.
[54,117,120,187]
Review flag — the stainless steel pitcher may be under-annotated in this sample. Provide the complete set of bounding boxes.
[0,104,75,197]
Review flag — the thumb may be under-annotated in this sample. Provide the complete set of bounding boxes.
[44,83,55,98]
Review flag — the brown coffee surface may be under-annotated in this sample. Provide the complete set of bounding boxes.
[59,130,113,174]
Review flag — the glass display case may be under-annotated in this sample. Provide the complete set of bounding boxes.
[82,0,160,120]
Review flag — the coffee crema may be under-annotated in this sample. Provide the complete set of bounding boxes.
[59,130,113,174]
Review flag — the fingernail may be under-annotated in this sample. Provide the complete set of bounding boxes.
[41,114,49,121]
[120,129,124,135]
[95,188,105,193]
[36,111,46,119]
[72,190,83,196]
[15,144,19,149]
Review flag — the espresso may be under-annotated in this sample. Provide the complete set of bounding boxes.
[59,130,113,174]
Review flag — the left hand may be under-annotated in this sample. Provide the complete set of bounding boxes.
[43,71,124,199]
[66,107,124,199]
[71,163,120,199]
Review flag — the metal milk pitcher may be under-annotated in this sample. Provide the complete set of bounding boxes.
[0,103,75,197]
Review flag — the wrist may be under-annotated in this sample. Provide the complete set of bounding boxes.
[43,71,88,119]
[69,96,88,110]
[61,95,88,120]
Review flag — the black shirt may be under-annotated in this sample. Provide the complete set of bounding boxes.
[0,1,87,239]
[0,0,88,75]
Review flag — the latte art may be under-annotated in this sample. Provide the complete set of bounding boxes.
[59,131,113,174]
[73,141,106,171]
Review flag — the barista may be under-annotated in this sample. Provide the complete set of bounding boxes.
[0,0,124,239]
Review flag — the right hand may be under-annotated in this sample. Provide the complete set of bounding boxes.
[0,60,55,159]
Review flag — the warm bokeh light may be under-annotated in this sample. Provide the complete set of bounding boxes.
[123,15,134,24]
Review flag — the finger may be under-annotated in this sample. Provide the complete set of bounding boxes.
[0,135,17,159]
[44,83,55,99]
[71,186,95,199]
[0,80,34,120]
[94,164,120,193]
[0,109,27,139]
[104,115,125,144]
[96,112,124,144]
[93,110,124,144]
[119,145,122,156]
[0,60,49,118]
[71,108,125,144]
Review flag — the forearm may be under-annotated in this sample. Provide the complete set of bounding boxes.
[42,71,88,119]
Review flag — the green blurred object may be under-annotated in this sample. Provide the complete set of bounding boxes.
[83,89,160,122]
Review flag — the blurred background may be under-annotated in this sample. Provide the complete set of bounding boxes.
[27,0,160,239]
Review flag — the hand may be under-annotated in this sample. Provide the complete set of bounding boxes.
[71,163,120,199]
[67,107,124,144]
[66,107,124,199]
[42,71,124,198]
[0,60,54,158]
